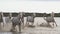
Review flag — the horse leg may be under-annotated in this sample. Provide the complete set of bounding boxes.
[26,22,28,27]
[54,22,57,27]
[3,22,4,27]
[25,21,29,27]
[27,22,30,27]
[18,23,21,33]
[22,20,24,29]
[47,22,52,28]
[23,22,24,29]
[47,23,50,27]
[11,23,16,32]
[52,22,54,28]
[31,22,34,26]
[49,22,54,28]
[0,23,1,30]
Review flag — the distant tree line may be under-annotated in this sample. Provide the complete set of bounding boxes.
[1,13,60,17]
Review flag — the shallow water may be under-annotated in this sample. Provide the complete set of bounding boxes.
[0,17,60,34]
[0,32,22,34]
[24,17,60,26]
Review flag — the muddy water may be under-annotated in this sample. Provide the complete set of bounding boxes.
[0,17,60,34]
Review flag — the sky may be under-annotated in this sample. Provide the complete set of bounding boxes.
[0,0,60,13]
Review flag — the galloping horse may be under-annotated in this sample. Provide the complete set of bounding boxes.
[43,12,57,28]
[11,12,25,32]
[26,13,36,26]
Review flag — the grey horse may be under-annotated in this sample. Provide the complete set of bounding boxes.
[11,12,25,32]
[26,13,36,26]
[43,12,57,28]
[19,12,25,28]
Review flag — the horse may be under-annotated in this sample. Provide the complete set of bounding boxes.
[43,12,57,28]
[20,12,25,28]
[10,12,25,32]
[26,13,36,27]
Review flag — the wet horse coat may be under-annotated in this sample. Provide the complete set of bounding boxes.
[11,17,21,25]
[26,14,35,26]
[44,16,57,27]
[27,16,35,23]
[11,17,21,32]
[11,13,25,32]
[44,17,55,23]
[43,12,57,28]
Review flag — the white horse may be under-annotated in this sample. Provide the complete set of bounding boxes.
[43,12,57,28]
[26,13,36,27]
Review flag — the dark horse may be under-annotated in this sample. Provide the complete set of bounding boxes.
[11,12,25,32]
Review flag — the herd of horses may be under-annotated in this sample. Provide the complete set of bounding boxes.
[0,12,57,32]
